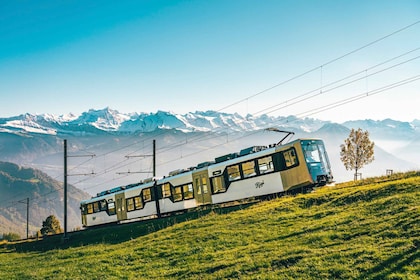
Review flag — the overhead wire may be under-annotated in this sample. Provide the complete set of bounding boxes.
[260,54,420,116]
[48,20,420,184]
[253,47,420,116]
[216,20,420,112]
[1,20,419,211]
[151,74,420,170]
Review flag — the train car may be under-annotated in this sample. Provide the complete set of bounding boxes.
[80,138,333,227]
[157,170,197,214]
[80,187,120,227]
[204,138,332,205]
[80,181,159,226]
[122,180,158,222]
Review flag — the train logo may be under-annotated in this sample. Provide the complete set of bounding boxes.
[255,180,264,188]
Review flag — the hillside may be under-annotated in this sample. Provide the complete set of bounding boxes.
[1,172,419,279]
[0,162,90,238]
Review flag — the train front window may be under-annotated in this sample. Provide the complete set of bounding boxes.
[301,140,333,184]
[303,143,321,163]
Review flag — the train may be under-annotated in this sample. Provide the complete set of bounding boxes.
[80,138,333,227]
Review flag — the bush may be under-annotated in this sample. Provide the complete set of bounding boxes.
[40,215,63,236]
[1,232,21,241]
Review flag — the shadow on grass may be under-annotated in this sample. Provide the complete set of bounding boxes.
[7,202,256,253]
[360,240,419,279]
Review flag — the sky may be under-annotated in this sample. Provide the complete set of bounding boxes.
[0,0,419,123]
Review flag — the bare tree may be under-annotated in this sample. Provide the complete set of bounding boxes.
[340,128,375,180]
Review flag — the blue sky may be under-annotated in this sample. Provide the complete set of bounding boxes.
[0,0,419,122]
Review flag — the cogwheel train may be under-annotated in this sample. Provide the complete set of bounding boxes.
[80,138,333,227]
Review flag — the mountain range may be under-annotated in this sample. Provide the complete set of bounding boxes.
[0,108,419,237]
[1,107,418,137]
[0,107,333,135]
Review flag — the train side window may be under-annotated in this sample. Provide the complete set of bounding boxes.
[201,177,209,194]
[93,201,100,213]
[242,161,256,178]
[100,200,107,211]
[211,176,226,193]
[161,183,171,198]
[195,178,201,194]
[126,197,135,212]
[108,202,116,215]
[173,186,183,202]
[183,184,194,200]
[87,203,93,214]
[258,156,274,174]
[227,165,241,181]
[134,196,143,209]
[143,188,152,202]
[284,148,298,168]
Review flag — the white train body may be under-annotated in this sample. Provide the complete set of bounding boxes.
[81,138,333,227]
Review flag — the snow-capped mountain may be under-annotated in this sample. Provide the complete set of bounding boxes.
[342,119,418,139]
[0,107,418,194]
[0,107,331,135]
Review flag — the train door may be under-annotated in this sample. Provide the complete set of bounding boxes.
[193,170,212,206]
[80,204,87,227]
[115,193,127,221]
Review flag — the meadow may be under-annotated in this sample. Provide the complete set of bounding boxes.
[1,172,419,279]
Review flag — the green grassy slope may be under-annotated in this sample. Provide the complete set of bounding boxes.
[1,172,419,279]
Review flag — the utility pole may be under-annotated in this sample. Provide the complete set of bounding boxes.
[152,140,160,218]
[117,139,156,176]
[153,139,156,177]
[18,198,29,239]
[26,197,29,239]
[64,139,68,239]
[119,140,160,217]
[63,139,95,239]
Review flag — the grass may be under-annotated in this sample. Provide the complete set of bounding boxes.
[1,171,419,279]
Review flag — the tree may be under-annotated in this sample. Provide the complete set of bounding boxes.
[1,232,21,241]
[340,128,375,180]
[40,215,63,236]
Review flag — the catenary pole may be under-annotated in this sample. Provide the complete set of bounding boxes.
[26,197,29,239]
[152,140,161,218]
[63,140,94,240]
[18,198,29,239]
[64,139,68,238]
